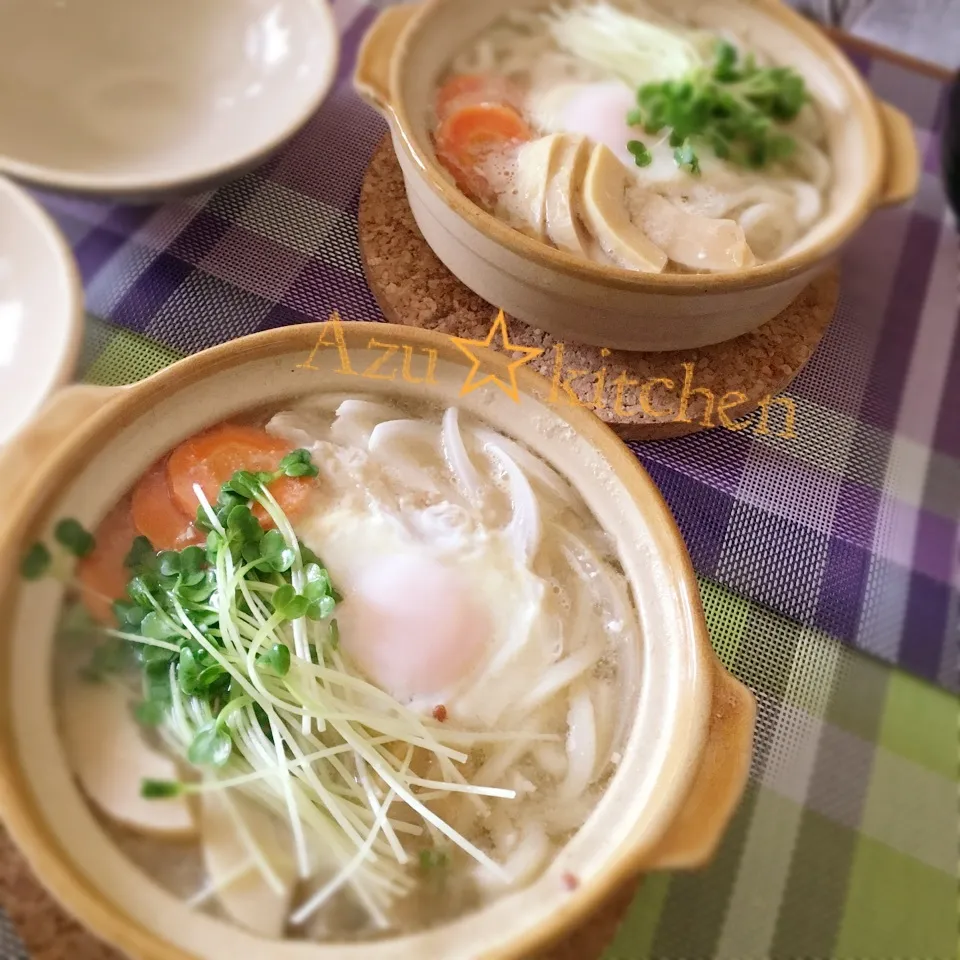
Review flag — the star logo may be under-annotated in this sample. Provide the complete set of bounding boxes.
[450,310,544,402]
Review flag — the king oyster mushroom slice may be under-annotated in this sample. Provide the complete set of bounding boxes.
[544,134,592,255]
[61,680,196,837]
[498,133,563,240]
[202,792,298,938]
[580,144,668,272]
[637,193,755,272]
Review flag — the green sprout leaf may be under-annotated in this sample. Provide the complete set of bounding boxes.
[278,449,319,479]
[259,642,291,677]
[54,518,95,558]
[187,723,233,767]
[124,536,156,572]
[178,647,203,694]
[329,618,340,650]
[176,569,216,605]
[258,529,295,573]
[674,140,701,175]
[139,644,177,668]
[140,611,179,641]
[113,599,147,628]
[419,847,450,871]
[179,545,207,575]
[20,542,52,580]
[126,575,158,609]
[274,584,308,621]
[306,595,335,621]
[629,39,806,171]
[626,139,652,168]
[302,563,331,601]
[134,700,168,727]
[83,639,133,682]
[224,470,262,500]
[157,551,181,578]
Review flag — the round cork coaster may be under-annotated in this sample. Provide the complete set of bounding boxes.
[0,824,635,960]
[358,136,840,441]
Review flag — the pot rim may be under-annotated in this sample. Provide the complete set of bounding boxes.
[383,0,889,295]
[0,323,735,960]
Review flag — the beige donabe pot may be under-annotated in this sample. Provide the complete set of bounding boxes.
[0,324,754,960]
[354,0,919,351]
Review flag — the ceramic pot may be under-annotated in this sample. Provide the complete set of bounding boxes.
[0,323,754,959]
[354,0,919,351]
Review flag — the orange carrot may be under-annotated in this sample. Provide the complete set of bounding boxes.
[166,424,314,527]
[131,461,204,551]
[77,503,139,624]
[435,74,522,121]
[435,103,532,201]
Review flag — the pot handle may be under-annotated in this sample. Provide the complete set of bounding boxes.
[875,99,920,208]
[353,3,423,114]
[0,385,122,524]
[641,662,756,870]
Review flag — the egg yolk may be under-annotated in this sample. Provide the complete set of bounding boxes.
[338,554,490,702]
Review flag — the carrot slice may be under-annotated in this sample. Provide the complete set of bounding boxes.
[435,103,532,201]
[131,461,204,551]
[77,503,138,624]
[435,74,522,121]
[166,424,314,527]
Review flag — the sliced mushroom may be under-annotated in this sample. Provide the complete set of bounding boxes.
[498,134,563,240]
[580,144,668,272]
[544,134,591,255]
[202,792,297,938]
[60,680,195,837]
[638,193,754,272]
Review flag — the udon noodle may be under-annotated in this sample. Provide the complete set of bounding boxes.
[47,395,640,941]
[432,1,831,272]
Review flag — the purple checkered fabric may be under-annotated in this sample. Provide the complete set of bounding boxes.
[33,0,959,689]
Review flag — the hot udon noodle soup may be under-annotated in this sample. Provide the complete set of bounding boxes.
[42,396,640,941]
[431,1,831,273]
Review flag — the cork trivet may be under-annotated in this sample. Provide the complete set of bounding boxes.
[0,823,634,960]
[358,136,839,441]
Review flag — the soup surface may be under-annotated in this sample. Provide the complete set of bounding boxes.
[39,395,640,942]
[431,0,831,273]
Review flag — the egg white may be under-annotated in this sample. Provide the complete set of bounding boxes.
[285,427,548,725]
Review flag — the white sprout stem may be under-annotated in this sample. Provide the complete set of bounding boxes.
[254,484,313,734]
[192,483,226,536]
[330,717,509,880]
[185,858,255,909]
[357,756,406,864]
[186,738,394,793]
[290,747,413,927]
[266,709,312,879]
[104,630,181,653]
[405,776,516,799]
[218,785,288,896]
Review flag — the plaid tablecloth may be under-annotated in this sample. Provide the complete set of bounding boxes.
[1,3,956,959]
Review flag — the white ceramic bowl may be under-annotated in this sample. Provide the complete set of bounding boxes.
[0,324,754,960]
[0,0,339,199]
[0,176,82,447]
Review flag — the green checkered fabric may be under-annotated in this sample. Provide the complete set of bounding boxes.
[75,319,958,960]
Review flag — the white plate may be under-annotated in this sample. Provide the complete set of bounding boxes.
[0,177,83,446]
[0,0,340,199]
